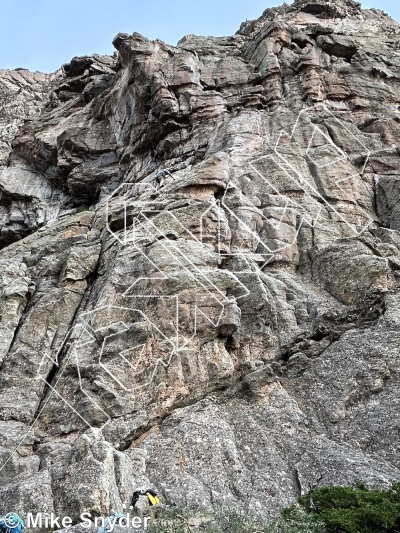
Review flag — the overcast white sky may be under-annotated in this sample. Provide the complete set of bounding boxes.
[1,0,399,72]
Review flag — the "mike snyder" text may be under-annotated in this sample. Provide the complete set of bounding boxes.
[26,512,151,530]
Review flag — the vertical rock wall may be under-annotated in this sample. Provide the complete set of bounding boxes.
[0,0,400,524]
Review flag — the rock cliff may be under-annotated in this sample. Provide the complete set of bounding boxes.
[1,0,400,526]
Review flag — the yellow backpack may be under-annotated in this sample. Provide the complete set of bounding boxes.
[146,491,160,506]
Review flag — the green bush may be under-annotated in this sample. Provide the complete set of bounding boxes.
[283,483,400,533]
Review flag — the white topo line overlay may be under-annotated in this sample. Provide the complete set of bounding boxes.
[0,104,378,475]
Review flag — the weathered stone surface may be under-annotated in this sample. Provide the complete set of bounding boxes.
[1,0,400,528]
[0,167,68,247]
[0,69,53,164]
[0,470,55,532]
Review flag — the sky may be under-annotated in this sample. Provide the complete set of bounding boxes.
[1,0,400,73]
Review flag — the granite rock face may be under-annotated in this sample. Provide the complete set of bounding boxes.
[1,0,400,526]
[0,69,60,248]
[0,69,53,165]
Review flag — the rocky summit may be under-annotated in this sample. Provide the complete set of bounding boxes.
[1,0,400,528]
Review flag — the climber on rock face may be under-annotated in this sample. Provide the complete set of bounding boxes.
[130,487,161,510]
[154,168,174,190]
[129,487,161,524]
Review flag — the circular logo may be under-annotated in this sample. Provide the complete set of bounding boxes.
[4,514,21,530]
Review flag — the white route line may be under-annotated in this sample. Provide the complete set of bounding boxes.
[0,104,381,478]
[141,212,249,314]
[250,153,374,236]
[219,183,304,270]
[121,293,201,350]
[0,347,80,474]
[305,126,348,169]
[74,306,179,397]
[289,104,371,174]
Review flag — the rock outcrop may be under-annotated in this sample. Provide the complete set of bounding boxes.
[0,69,54,165]
[1,0,400,526]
